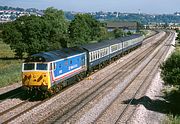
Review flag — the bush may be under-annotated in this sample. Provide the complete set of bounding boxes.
[160,51,180,85]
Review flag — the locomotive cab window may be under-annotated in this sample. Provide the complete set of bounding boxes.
[23,63,35,70]
[36,63,48,70]
[50,63,53,70]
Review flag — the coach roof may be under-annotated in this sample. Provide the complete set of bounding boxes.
[81,34,142,52]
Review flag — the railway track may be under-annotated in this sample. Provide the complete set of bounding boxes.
[96,32,175,124]
[0,31,171,124]
[36,32,171,124]
[0,81,77,124]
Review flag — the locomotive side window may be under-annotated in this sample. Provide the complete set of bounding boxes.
[24,63,35,70]
[54,63,56,70]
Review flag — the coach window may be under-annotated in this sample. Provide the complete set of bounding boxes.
[120,43,122,49]
[98,51,100,59]
[104,48,106,56]
[111,46,113,53]
[91,52,93,61]
[95,51,97,60]
[99,50,101,58]
[100,50,102,57]
[92,52,94,61]
[106,48,108,55]
[89,53,90,61]
[97,50,99,59]
[93,52,96,60]
[102,49,105,57]
[97,51,99,59]
[89,53,91,61]
[96,51,98,59]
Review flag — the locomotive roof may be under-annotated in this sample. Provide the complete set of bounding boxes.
[81,34,142,51]
[26,47,86,62]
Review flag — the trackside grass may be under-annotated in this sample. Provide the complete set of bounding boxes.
[0,39,22,87]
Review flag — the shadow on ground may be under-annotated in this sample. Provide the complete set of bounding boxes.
[123,90,180,115]
[0,87,45,102]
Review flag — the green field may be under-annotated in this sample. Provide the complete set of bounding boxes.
[0,38,22,87]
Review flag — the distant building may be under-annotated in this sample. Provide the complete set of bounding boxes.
[106,21,139,32]
[174,12,180,16]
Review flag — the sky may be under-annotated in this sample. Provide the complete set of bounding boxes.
[0,0,180,14]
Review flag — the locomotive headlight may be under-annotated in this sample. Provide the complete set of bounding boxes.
[42,79,48,85]
[33,75,36,78]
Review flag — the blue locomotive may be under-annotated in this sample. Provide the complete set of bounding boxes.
[22,34,144,93]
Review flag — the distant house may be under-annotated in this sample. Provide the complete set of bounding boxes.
[106,21,139,32]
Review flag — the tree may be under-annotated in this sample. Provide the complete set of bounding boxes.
[160,52,180,86]
[2,7,69,58]
[2,22,26,58]
[127,31,132,35]
[68,14,103,47]
[177,32,180,42]
[43,7,69,49]
[113,28,124,38]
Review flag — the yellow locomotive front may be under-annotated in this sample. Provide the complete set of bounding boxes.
[22,63,51,90]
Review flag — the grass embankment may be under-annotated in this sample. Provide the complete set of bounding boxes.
[163,44,180,124]
[0,39,22,87]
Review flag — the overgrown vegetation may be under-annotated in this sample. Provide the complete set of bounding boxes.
[2,7,69,58]
[69,14,104,46]
[0,39,22,87]
[160,29,180,123]
[160,51,180,86]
